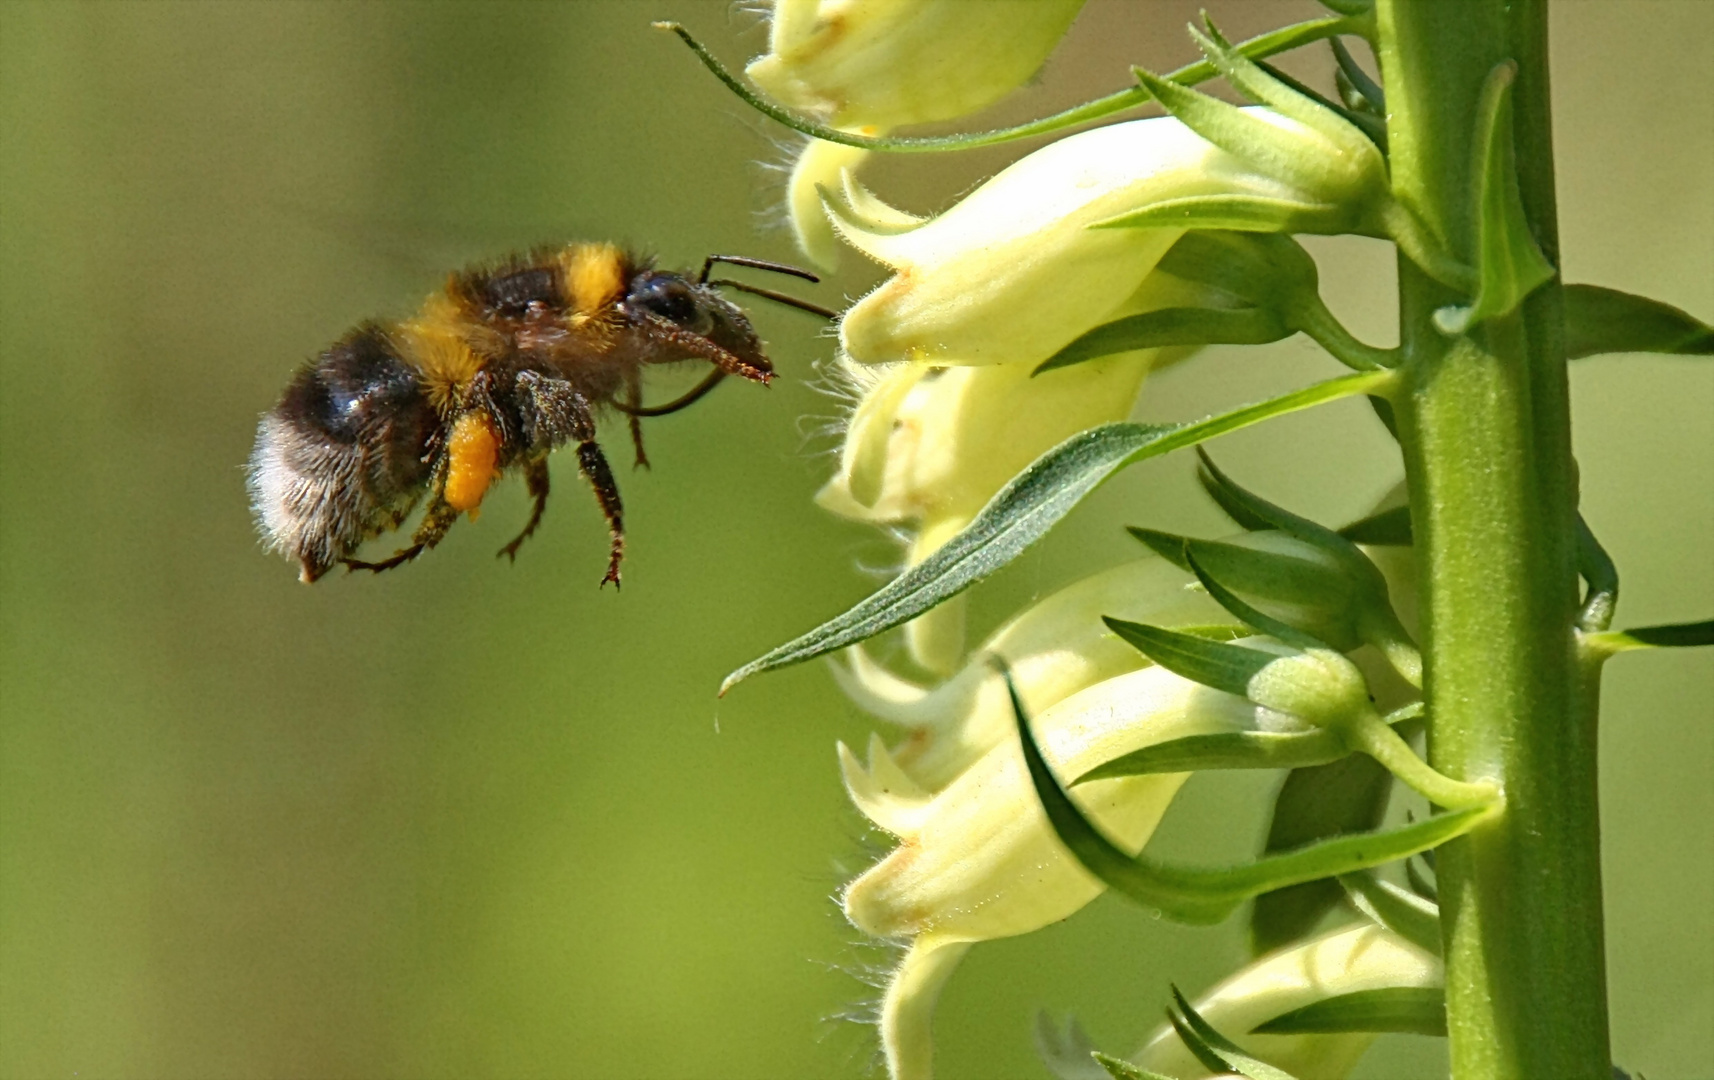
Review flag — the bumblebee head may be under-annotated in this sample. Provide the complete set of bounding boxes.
[622,270,773,382]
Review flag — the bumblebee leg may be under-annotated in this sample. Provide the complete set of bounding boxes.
[575,440,625,588]
[497,456,551,563]
[343,495,460,574]
[624,371,650,470]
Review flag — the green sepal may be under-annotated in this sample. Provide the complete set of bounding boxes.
[1159,15,1368,109]
[1034,1012,1117,1080]
[1102,617,1280,697]
[1127,61,1340,198]
[1576,514,1619,632]
[1338,505,1413,546]
[1251,750,1396,955]
[1035,306,1290,375]
[1008,666,1491,925]
[1183,543,1345,650]
[1433,62,1556,335]
[1585,620,1714,656]
[1564,284,1714,359]
[1094,1054,1173,1080]
[1330,37,1385,115]
[1251,987,1447,1037]
[1095,1053,1176,1080]
[1128,526,1193,568]
[1339,870,1442,955]
[1406,853,1438,901]
[1194,20,1366,145]
[1197,448,1332,540]
[1073,728,1349,785]
[1092,194,1349,235]
[720,371,1391,693]
[1169,986,1302,1080]
[1157,231,1321,305]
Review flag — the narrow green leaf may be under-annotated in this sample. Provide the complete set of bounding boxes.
[1035,307,1290,375]
[1564,283,1714,359]
[1093,1053,1176,1080]
[1339,871,1442,955]
[1338,505,1413,546]
[1093,194,1348,235]
[721,371,1391,692]
[1433,62,1556,335]
[1073,728,1348,784]
[1009,668,1491,925]
[1576,514,1619,632]
[1252,987,1447,1037]
[1183,548,1327,650]
[1406,854,1438,901]
[1251,750,1396,955]
[1586,620,1714,655]
[1171,988,1302,1080]
[1319,0,1374,16]
[1102,618,1279,697]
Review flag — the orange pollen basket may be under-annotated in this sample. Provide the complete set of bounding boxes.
[444,411,500,515]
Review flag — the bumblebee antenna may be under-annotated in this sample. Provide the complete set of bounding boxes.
[698,254,821,285]
[706,278,837,320]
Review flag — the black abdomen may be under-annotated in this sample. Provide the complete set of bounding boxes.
[248,325,438,581]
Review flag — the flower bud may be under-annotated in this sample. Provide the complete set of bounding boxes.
[746,0,1086,131]
[827,114,1312,367]
[1245,647,1370,727]
[1133,924,1441,1080]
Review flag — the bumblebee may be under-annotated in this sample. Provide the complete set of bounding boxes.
[248,242,827,585]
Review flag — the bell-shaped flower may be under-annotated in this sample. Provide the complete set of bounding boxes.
[748,0,1085,268]
[832,554,1230,790]
[840,662,1295,1079]
[827,113,1334,368]
[746,0,1085,130]
[1131,923,1442,1080]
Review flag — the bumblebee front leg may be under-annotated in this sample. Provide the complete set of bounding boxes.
[624,370,650,470]
[497,456,550,563]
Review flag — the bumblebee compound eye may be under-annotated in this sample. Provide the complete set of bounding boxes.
[625,272,706,329]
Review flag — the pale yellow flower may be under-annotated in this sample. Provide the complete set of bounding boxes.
[827,113,1322,368]
[1133,924,1442,1080]
[840,662,1295,1079]
[750,0,1085,267]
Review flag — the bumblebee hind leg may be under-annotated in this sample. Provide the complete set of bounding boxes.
[498,456,551,563]
[575,440,624,588]
[344,465,461,575]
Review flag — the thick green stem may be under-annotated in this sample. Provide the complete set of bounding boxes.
[1376,2,1610,1077]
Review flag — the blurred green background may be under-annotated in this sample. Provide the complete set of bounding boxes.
[1,2,1707,1078]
